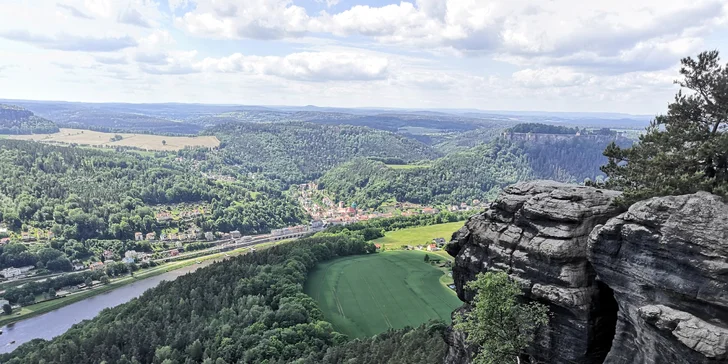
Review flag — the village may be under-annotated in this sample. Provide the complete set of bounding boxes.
[293,181,485,226]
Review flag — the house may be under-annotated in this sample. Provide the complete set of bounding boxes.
[134,232,143,241]
[160,233,168,241]
[102,250,114,259]
[73,263,85,271]
[449,205,459,212]
[432,238,447,246]
[310,220,324,229]
[374,244,382,250]
[124,250,138,259]
[21,232,30,241]
[175,241,183,248]
[222,233,232,240]
[169,233,178,241]
[0,238,10,245]
[122,257,135,264]
[47,231,55,239]
[472,199,481,205]
[155,212,173,222]
[89,262,105,271]
[146,232,156,240]
[104,259,115,265]
[415,245,424,251]
[421,207,439,214]
[169,249,180,257]
[427,244,439,252]
[0,267,22,278]
[204,232,214,241]
[230,230,241,239]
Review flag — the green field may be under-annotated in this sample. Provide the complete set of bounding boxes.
[304,250,462,338]
[385,163,431,170]
[372,221,463,257]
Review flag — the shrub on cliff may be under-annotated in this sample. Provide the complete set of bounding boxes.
[455,272,549,364]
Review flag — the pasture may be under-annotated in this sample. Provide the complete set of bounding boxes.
[371,221,463,256]
[10,128,219,151]
[304,250,462,338]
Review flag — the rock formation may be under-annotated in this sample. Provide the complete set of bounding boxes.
[445,181,624,363]
[589,192,728,363]
[445,181,728,364]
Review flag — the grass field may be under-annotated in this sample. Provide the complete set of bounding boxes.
[9,128,219,151]
[385,163,431,170]
[371,221,463,258]
[304,250,462,338]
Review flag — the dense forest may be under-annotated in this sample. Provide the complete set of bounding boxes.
[319,136,630,208]
[0,231,449,364]
[0,140,304,269]
[0,104,59,134]
[205,122,440,183]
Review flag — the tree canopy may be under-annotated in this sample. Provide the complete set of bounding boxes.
[601,50,728,204]
[455,272,549,364]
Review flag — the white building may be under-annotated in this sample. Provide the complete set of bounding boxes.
[204,232,214,241]
[0,267,21,278]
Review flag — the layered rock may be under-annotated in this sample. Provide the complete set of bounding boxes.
[446,181,624,364]
[588,192,728,363]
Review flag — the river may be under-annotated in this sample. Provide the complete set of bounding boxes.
[0,260,217,354]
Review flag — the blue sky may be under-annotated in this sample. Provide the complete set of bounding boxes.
[0,0,727,114]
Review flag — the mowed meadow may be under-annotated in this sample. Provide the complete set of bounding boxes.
[304,250,462,338]
[10,128,219,151]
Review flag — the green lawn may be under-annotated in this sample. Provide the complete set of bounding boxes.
[304,250,462,338]
[371,221,463,259]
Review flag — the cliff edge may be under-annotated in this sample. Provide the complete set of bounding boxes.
[445,181,728,364]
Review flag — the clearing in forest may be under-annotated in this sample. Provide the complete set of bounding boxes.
[10,128,219,151]
[304,250,462,338]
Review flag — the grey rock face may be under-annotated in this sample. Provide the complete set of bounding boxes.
[446,181,624,364]
[588,192,728,364]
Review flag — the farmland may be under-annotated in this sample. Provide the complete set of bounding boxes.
[304,250,462,338]
[9,128,219,151]
[371,221,463,257]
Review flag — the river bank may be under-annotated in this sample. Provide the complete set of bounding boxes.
[0,243,258,328]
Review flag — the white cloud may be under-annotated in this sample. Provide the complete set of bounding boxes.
[175,0,728,74]
[138,50,391,81]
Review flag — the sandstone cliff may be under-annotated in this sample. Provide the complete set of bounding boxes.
[589,192,728,363]
[445,181,728,364]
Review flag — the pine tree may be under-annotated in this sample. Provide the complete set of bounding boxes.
[601,50,728,205]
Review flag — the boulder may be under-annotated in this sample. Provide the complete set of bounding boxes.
[588,191,728,363]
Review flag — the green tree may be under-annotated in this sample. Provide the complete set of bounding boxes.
[601,50,728,205]
[100,275,110,285]
[455,272,549,364]
[2,303,12,315]
[188,339,204,362]
[47,288,56,298]
[424,254,430,262]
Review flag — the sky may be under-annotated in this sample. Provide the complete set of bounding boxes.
[0,0,727,114]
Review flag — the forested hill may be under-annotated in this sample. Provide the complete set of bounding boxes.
[0,139,303,243]
[319,136,631,208]
[207,122,440,183]
[0,104,59,134]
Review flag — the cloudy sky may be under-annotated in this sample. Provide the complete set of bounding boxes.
[1,0,727,114]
